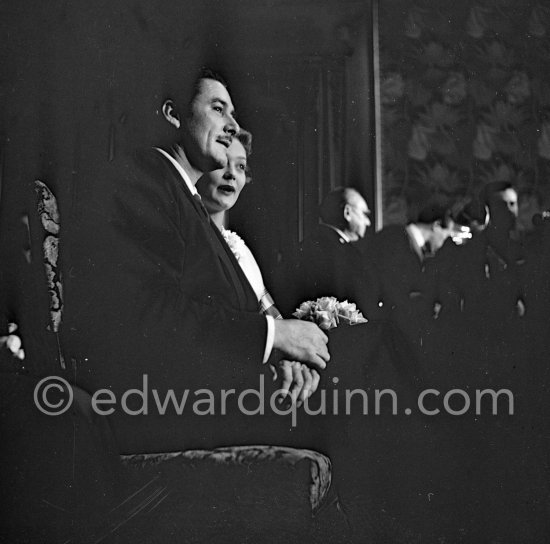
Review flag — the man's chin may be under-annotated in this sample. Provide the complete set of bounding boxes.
[205,155,226,173]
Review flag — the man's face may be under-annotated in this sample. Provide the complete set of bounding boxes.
[499,188,519,218]
[182,78,239,173]
[345,193,371,240]
[431,220,455,253]
[489,188,518,231]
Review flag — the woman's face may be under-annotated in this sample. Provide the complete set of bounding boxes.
[197,138,248,214]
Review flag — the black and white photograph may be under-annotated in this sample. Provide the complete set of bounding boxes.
[1,0,550,542]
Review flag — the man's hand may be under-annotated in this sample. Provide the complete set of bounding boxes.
[272,319,329,370]
[271,359,321,406]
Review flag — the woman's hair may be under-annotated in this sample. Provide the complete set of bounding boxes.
[236,129,252,156]
[236,129,252,183]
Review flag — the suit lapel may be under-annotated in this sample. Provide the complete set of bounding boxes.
[156,151,258,313]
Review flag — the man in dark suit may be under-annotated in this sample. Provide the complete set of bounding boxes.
[367,203,457,354]
[297,187,377,316]
[61,69,330,453]
[454,182,525,322]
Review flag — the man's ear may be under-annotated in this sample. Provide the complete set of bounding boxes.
[162,99,181,129]
[343,203,352,222]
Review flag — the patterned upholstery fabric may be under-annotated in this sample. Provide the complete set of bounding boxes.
[121,445,332,513]
[34,179,66,369]
[34,180,63,333]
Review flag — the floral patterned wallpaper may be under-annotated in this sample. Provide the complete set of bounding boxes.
[378,0,550,229]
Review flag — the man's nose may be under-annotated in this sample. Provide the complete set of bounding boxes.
[225,114,239,137]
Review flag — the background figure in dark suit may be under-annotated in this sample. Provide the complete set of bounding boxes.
[367,202,457,357]
[451,181,525,325]
[523,210,550,323]
[295,187,377,317]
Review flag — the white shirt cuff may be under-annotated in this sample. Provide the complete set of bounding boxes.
[263,315,275,363]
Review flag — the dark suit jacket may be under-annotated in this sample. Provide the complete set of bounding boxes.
[367,225,457,345]
[61,149,271,451]
[296,225,376,317]
[448,229,526,321]
[369,225,445,309]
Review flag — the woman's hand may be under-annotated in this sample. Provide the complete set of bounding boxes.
[270,359,321,407]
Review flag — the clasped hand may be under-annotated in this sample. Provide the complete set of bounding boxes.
[270,318,329,405]
[272,318,329,370]
[270,359,321,407]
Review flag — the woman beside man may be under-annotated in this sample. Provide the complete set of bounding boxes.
[197,130,322,406]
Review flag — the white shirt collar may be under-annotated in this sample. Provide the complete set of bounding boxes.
[154,147,197,196]
[322,223,351,243]
[406,223,426,249]
[405,223,429,259]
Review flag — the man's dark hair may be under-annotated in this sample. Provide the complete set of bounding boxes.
[480,181,515,207]
[414,202,452,226]
[165,66,231,116]
[319,187,359,229]
[192,67,229,100]
[454,197,487,226]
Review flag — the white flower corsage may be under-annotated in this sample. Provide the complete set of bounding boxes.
[221,227,246,261]
[293,296,368,331]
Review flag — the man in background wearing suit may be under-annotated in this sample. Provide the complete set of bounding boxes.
[367,202,456,353]
[297,187,376,316]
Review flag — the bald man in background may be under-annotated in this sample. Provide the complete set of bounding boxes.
[296,187,377,317]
